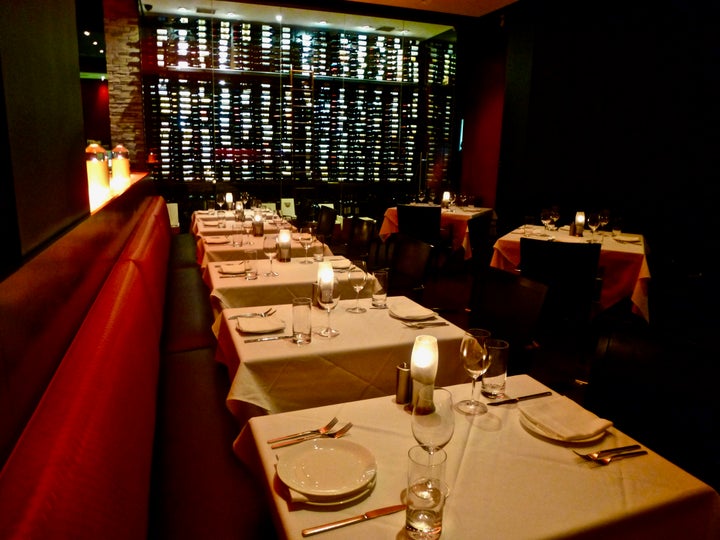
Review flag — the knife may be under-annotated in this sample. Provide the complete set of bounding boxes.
[301,504,406,537]
[487,391,552,406]
[244,335,293,343]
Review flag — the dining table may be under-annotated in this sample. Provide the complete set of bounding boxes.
[378,205,494,259]
[234,374,720,540]
[491,226,651,322]
[204,257,373,312]
[214,296,467,417]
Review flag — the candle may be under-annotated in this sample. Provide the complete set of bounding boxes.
[110,144,131,195]
[86,143,110,211]
[225,192,233,205]
[575,211,586,236]
[252,213,264,236]
[318,262,334,302]
[441,191,451,208]
[277,228,292,261]
[410,335,438,385]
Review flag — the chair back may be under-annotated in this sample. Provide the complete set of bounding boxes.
[466,211,494,269]
[315,205,338,241]
[468,266,548,372]
[344,217,376,261]
[396,205,442,245]
[387,233,433,303]
[519,238,601,334]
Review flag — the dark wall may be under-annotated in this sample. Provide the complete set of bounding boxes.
[496,0,719,241]
[0,0,89,278]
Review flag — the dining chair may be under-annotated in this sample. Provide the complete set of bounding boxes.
[396,204,453,273]
[314,205,338,243]
[387,233,433,304]
[466,210,495,271]
[467,266,548,375]
[331,216,376,263]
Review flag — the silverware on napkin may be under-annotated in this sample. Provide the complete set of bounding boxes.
[487,391,552,406]
[301,504,406,537]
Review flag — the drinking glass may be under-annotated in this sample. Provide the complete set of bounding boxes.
[411,387,455,456]
[316,274,341,338]
[599,209,610,232]
[298,227,314,264]
[215,194,226,211]
[346,261,367,313]
[242,220,254,245]
[540,208,552,230]
[456,329,492,415]
[263,234,279,276]
[587,212,600,242]
[549,206,560,230]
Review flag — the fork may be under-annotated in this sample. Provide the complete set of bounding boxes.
[270,422,353,449]
[266,417,338,444]
[573,445,641,461]
[594,450,648,465]
[401,321,448,329]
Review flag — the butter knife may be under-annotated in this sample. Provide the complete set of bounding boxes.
[244,335,293,343]
[301,504,406,537]
[487,391,552,406]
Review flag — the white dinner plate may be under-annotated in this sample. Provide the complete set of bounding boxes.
[204,236,230,244]
[301,478,376,507]
[519,413,607,445]
[276,439,377,498]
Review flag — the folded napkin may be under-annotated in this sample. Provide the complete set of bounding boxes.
[519,395,613,441]
[201,220,219,227]
[330,258,351,269]
[236,316,285,334]
[204,236,230,244]
[219,262,245,274]
[388,301,435,321]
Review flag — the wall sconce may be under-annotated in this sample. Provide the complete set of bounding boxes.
[86,143,110,211]
[252,213,264,236]
[410,335,438,410]
[277,228,292,262]
[110,144,131,195]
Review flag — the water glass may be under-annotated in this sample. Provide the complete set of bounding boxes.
[406,445,448,540]
[244,250,258,280]
[231,224,243,247]
[481,338,510,399]
[292,297,312,345]
[371,269,388,308]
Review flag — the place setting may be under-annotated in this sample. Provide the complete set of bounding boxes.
[386,299,448,329]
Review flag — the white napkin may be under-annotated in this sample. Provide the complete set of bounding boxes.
[219,262,245,274]
[330,258,351,269]
[236,316,285,334]
[202,220,219,227]
[519,395,613,441]
[388,301,435,321]
[204,236,229,244]
[615,234,641,243]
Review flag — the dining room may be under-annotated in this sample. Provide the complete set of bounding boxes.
[2,0,719,538]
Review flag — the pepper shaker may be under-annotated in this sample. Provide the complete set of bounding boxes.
[396,362,412,404]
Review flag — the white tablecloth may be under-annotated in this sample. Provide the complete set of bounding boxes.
[235,375,720,540]
[215,297,467,415]
[205,257,373,310]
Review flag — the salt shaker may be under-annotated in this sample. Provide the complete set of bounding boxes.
[396,362,412,404]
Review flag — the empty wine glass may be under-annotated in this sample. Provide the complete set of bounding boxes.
[456,329,492,415]
[346,261,367,314]
[549,206,560,230]
[412,387,455,456]
[540,208,552,230]
[216,194,226,211]
[316,273,341,338]
[298,227,314,264]
[263,234,279,276]
[599,209,610,232]
[587,212,600,243]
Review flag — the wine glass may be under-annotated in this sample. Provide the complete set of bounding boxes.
[456,329,492,415]
[412,387,455,455]
[346,261,367,313]
[298,227,314,264]
[242,219,253,245]
[587,212,600,243]
[599,209,610,232]
[316,273,341,338]
[216,194,226,211]
[263,234,279,276]
[540,208,552,230]
[549,206,560,230]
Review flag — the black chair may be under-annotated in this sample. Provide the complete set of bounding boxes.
[386,233,433,304]
[396,205,453,272]
[331,216,376,263]
[466,211,495,271]
[467,266,548,374]
[314,205,338,244]
[519,238,602,333]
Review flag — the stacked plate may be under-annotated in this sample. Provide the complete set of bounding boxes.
[276,439,377,506]
[388,301,436,322]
